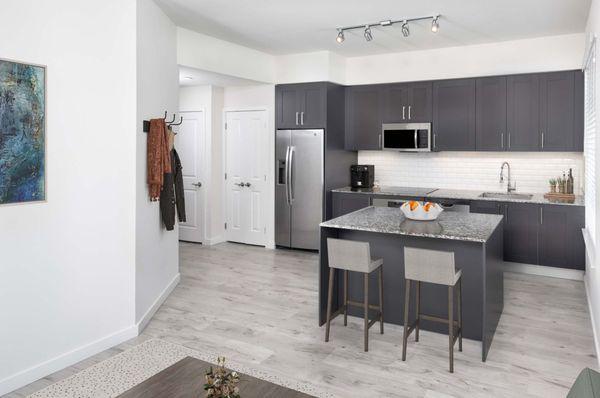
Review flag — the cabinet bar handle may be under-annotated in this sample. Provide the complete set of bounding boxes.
[379,134,382,149]
[508,133,511,148]
[295,112,299,125]
[433,133,436,149]
[541,132,544,149]
[301,111,304,125]
[402,106,406,120]
[501,133,504,149]
[408,105,412,120]
[540,207,543,224]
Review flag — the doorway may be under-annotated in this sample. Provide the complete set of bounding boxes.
[176,111,206,243]
[224,110,268,246]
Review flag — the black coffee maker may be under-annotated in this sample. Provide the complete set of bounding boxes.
[350,165,374,189]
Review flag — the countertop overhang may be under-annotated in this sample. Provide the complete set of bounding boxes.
[320,206,503,243]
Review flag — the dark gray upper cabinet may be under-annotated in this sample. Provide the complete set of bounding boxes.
[504,202,539,264]
[382,83,409,123]
[507,74,540,151]
[476,77,507,151]
[407,82,433,122]
[539,205,585,269]
[345,85,382,150]
[539,71,576,151]
[432,79,476,151]
[275,83,327,129]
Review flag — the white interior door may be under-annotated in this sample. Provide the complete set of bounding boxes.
[225,110,268,246]
[176,111,205,243]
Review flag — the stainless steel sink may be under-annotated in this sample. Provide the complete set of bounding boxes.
[479,192,533,200]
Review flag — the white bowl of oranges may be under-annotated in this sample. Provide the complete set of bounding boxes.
[400,201,444,221]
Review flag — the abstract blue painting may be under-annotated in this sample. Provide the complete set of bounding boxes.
[0,59,46,204]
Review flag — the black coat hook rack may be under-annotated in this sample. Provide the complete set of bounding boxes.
[142,111,182,133]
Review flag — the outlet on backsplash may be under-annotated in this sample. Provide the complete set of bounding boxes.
[357,151,584,195]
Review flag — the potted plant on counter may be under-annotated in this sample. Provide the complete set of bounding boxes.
[549,178,557,193]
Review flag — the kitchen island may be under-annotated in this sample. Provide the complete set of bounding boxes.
[319,206,504,361]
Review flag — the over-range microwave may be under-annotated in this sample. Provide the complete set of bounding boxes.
[381,123,431,152]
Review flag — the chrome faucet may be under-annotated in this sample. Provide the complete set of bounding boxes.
[500,161,516,193]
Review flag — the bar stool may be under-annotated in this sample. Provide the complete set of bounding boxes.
[325,238,384,352]
[402,247,463,373]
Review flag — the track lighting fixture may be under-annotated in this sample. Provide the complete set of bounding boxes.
[364,25,373,42]
[335,14,440,44]
[401,20,410,37]
[431,15,440,33]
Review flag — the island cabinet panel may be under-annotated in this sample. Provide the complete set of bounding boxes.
[539,205,585,269]
[332,192,371,218]
[345,85,382,150]
[507,74,540,151]
[539,71,576,151]
[275,83,327,129]
[503,203,539,264]
[476,76,507,151]
[432,79,476,151]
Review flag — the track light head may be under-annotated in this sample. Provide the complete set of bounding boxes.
[364,25,373,42]
[401,21,410,37]
[336,29,345,43]
[431,16,440,33]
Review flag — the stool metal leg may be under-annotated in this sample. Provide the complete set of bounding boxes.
[402,279,410,361]
[325,268,334,343]
[415,281,420,342]
[458,277,463,352]
[378,266,384,334]
[343,270,348,327]
[364,272,369,352]
[448,286,454,373]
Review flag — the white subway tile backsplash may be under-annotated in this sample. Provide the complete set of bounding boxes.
[357,151,584,195]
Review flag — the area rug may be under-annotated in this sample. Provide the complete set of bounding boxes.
[27,339,330,398]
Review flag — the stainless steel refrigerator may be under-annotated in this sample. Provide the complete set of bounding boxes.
[276,129,324,250]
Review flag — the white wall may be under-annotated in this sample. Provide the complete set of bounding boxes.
[135,0,180,327]
[177,27,275,83]
[0,0,137,394]
[275,51,345,84]
[359,152,584,194]
[346,33,586,84]
[223,85,276,247]
[585,0,600,364]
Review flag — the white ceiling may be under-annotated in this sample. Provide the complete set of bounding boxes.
[155,0,591,57]
[179,66,262,86]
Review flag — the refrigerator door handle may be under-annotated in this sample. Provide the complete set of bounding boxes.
[288,146,296,203]
[284,146,291,204]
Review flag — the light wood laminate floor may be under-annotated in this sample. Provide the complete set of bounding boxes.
[7,242,598,397]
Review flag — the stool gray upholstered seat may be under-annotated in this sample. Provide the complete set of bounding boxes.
[402,247,463,373]
[325,238,384,352]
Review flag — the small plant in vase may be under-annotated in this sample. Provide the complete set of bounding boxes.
[204,357,240,398]
[549,179,556,193]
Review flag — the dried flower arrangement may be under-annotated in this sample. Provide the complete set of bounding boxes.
[204,357,241,398]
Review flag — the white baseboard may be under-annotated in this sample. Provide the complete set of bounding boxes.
[0,325,137,396]
[504,261,584,281]
[136,273,180,334]
[205,235,225,246]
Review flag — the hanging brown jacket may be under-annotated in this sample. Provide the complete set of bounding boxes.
[160,149,186,230]
[147,119,171,200]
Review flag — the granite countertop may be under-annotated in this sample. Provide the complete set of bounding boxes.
[320,206,503,243]
[331,186,584,206]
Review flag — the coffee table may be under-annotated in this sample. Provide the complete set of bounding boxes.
[117,356,316,398]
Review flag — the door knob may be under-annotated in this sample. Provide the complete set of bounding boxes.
[192,182,202,187]
[244,182,252,187]
[235,182,244,187]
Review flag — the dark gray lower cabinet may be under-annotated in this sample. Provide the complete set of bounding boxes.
[504,203,539,264]
[471,200,585,270]
[539,205,585,269]
[332,193,371,218]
